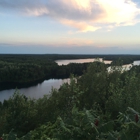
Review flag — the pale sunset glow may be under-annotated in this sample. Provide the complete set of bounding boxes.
[75,0,91,9]
[0,0,140,54]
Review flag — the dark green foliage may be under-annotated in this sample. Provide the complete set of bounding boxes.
[0,55,89,90]
[1,59,140,139]
[0,54,140,91]
[0,55,58,91]
[104,55,140,65]
[0,91,38,137]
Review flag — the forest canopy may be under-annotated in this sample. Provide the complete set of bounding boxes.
[0,54,140,90]
[0,60,140,139]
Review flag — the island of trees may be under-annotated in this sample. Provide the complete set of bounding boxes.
[0,54,140,139]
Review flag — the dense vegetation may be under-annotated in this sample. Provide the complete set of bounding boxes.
[0,54,140,91]
[103,55,140,65]
[0,55,90,90]
[0,61,140,139]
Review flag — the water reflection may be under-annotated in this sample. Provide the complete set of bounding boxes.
[107,61,140,72]
[0,79,69,102]
[55,58,112,65]
[133,60,140,65]
[0,59,140,102]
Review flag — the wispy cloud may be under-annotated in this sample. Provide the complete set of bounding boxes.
[0,0,140,32]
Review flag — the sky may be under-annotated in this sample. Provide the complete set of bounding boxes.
[0,0,140,54]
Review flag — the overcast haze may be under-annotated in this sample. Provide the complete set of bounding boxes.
[0,0,140,54]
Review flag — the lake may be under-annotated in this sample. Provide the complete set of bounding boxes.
[0,79,70,102]
[55,58,112,65]
[0,59,139,102]
[133,60,140,65]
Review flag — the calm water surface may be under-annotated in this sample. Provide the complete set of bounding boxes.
[0,59,140,102]
[0,79,69,102]
[107,61,140,72]
[133,60,140,65]
[55,58,112,65]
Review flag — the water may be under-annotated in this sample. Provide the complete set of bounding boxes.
[133,60,140,65]
[107,61,140,72]
[0,59,139,102]
[55,58,112,65]
[0,79,69,102]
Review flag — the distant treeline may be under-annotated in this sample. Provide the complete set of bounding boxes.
[104,55,140,65]
[1,54,140,62]
[0,54,140,90]
[1,54,140,60]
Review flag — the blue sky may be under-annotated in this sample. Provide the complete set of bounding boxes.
[0,0,140,54]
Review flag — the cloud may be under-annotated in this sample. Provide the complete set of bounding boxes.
[61,19,101,32]
[0,0,140,32]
